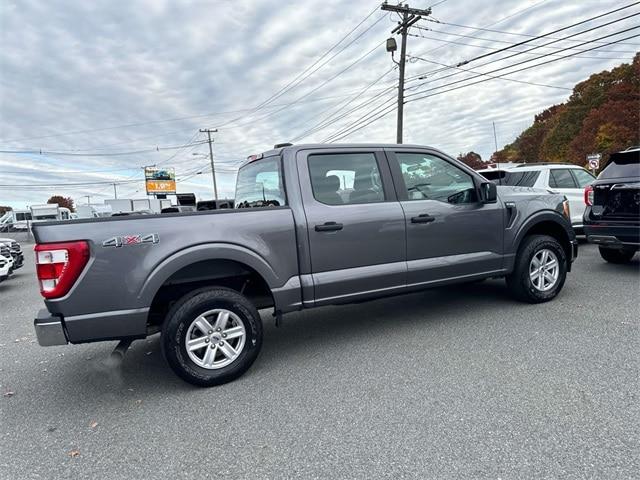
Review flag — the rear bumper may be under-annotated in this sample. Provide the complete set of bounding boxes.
[584,222,640,248]
[38,304,149,344]
[34,309,68,346]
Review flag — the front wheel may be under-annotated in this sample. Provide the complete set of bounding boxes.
[162,287,263,387]
[599,246,636,264]
[506,235,567,303]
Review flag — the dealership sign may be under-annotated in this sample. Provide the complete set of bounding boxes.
[145,167,176,194]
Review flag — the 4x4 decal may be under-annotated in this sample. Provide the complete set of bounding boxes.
[102,234,159,248]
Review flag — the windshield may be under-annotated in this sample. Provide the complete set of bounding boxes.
[235,157,286,208]
[479,170,540,187]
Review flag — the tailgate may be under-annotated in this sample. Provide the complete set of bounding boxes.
[593,182,640,219]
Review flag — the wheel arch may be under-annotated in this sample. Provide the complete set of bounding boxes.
[512,212,574,269]
[140,243,280,325]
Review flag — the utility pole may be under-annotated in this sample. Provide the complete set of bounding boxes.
[492,121,499,168]
[492,121,498,152]
[113,183,118,199]
[85,195,91,206]
[199,128,219,200]
[381,2,431,144]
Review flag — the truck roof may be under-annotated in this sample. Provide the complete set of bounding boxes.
[244,143,440,168]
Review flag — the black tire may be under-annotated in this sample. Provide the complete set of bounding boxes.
[599,246,636,264]
[161,287,263,387]
[506,235,567,303]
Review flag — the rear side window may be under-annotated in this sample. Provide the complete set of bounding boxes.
[599,150,640,179]
[549,169,577,188]
[235,157,286,208]
[571,169,595,187]
[308,153,384,205]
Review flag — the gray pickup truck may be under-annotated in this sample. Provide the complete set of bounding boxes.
[33,144,578,386]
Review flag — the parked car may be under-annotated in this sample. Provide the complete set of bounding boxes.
[0,243,14,274]
[584,147,639,263]
[0,238,24,269]
[478,163,596,233]
[32,143,578,387]
[0,254,11,282]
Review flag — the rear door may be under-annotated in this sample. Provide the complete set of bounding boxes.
[297,148,406,305]
[386,149,504,286]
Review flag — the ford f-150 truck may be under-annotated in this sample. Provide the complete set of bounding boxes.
[32,144,578,386]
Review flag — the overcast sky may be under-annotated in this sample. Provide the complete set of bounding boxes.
[1,0,637,208]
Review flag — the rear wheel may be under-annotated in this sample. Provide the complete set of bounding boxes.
[162,287,263,387]
[599,246,636,264]
[506,235,567,303]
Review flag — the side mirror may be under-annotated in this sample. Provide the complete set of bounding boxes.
[480,182,497,203]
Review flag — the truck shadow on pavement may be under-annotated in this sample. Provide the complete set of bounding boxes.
[51,278,536,396]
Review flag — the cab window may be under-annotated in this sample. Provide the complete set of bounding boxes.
[235,157,285,208]
[394,152,477,204]
[308,153,384,205]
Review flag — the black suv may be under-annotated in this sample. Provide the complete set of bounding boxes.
[584,147,640,263]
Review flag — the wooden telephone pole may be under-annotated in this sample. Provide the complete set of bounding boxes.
[381,2,432,144]
[199,128,219,200]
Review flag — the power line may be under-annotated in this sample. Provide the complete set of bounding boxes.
[413,0,551,58]
[406,25,640,99]
[421,15,640,46]
[321,92,398,143]
[405,10,640,90]
[407,54,572,90]
[212,7,387,130]
[329,104,397,143]
[0,140,209,157]
[412,24,637,54]
[0,82,392,147]
[447,3,640,67]
[406,30,635,62]
[406,33,639,104]
[224,39,387,131]
[0,179,141,188]
[324,25,639,142]
[289,68,397,141]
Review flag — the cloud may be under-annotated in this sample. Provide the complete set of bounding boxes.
[0,0,636,207]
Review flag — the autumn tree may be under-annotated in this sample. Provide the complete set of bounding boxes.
[493,53,640,166]
[0,206,12,216]
[47,196,75,212]
[456,151,484,170]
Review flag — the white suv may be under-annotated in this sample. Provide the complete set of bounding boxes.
[478,163,595,233]
[0,243,13,282]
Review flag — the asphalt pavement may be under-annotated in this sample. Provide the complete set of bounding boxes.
[0,241,638,479]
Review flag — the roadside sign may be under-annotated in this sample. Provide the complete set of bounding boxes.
[586,153,601,172]
[145,167,176,194]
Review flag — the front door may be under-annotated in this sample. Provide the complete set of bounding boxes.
[297,148,406,305]
[386,149,504,286]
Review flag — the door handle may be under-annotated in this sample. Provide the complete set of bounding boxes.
[315,222,344,232]
[411,214,435,224]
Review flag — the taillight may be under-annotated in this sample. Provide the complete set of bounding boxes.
[584,185,594,206]
[34,241,90,299]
